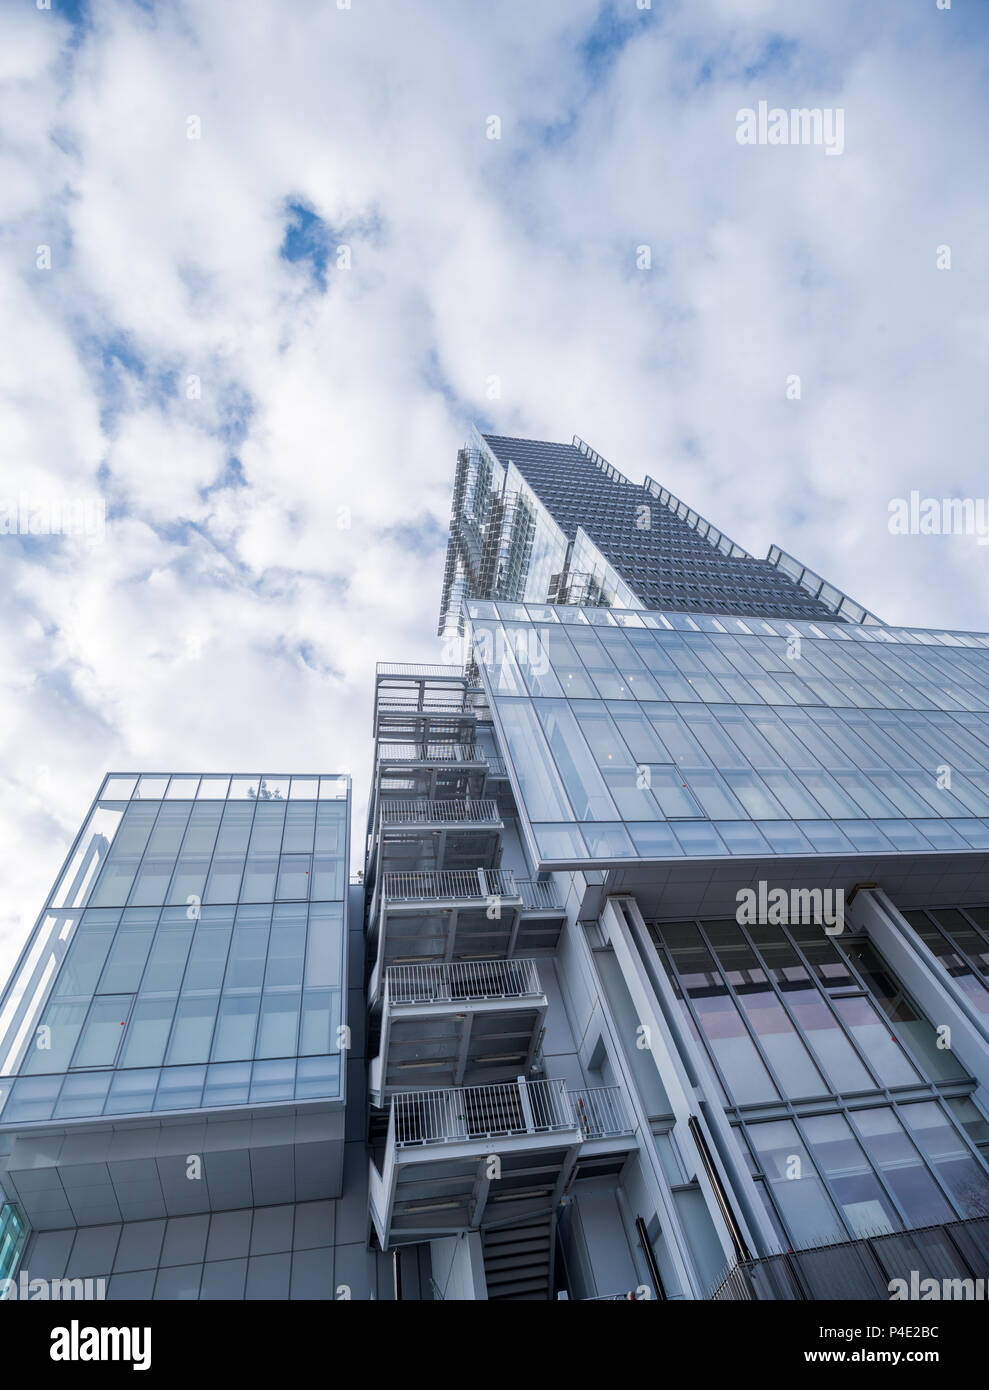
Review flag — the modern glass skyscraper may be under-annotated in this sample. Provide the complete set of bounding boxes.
[5,432,989,1304]
[439,427,880,635]
[366,431,989,1301]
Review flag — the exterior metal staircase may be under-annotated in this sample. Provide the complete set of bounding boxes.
[482,1216,556,1300]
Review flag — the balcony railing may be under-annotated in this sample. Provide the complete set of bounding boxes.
[380,799,500,826]
[386,959,542,1005]
[515,878,564,911]
[568,1086,635,1139]
[376,663,468,679]
[389,1079,635,1148]
[377,696,473,714]
[378,743,485,763]
[382,868,518,903]
[392,1078,576,1147]
[579,1292,646,1301]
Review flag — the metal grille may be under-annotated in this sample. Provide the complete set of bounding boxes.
[709,1214,989,1301]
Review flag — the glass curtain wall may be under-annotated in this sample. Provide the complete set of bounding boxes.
[649,918,989,1250]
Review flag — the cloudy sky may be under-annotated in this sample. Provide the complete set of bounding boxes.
[1,0,987,979]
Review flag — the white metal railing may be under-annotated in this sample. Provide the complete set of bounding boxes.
[386,959,542,1005]
[378,743,484,763]
[568,1086,635,1139]
[485,756,508,777]
[376,663,467,679]
[515,878,564,911]
[380,799,500,825]
[392,1078,575,1147]
[382,868,518,902]
[377,696,472,714]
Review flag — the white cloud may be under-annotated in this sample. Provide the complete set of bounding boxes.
[0,0,987,979]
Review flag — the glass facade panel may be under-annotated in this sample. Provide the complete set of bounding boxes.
[901,1102,989,1217]
[470,608,989,864]
[850,1108,956,1228]
[749,1120,845,1247]
[0,776,348,1122]
[72,996,133,1069]
[801,1113,900,1237]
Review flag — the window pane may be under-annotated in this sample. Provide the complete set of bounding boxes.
[182,911,234,991]
[749,1119,845,1247]
[72,995,133,1068]
[255,992,301,1058]
[54,917,117,998]
[661,923,777,1105]
[224,909,270,989]
[203,1061,250,1107]
[311,855,344,900]
[276,856,312,900]
[901,1102,989,1218]
[304,904,343,988]
[105,1069,158,1116]
[832,996,921,1087]
[240,857,278,902]
[535,700,619,821]
[203,856,245,904]
[802,1113,899,1237]
[264,910,306,988]
[212,993,260,1062]
[282,802,316,853]
[97,913,156,994]
[119,997,176,1068]
[706,923,826,1099]
[155,1065,206,1111]
[850,1107,954,1228]
[140,920,194,993]
[250,1058,295,1103]
[495,699,573,821]
[23,1001,88,1074]
[55,1070,112,1118]
[299,990,338,1055]
[166,994,220,1065]
[844,939,967,1082]
[295,1054,340,1099]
